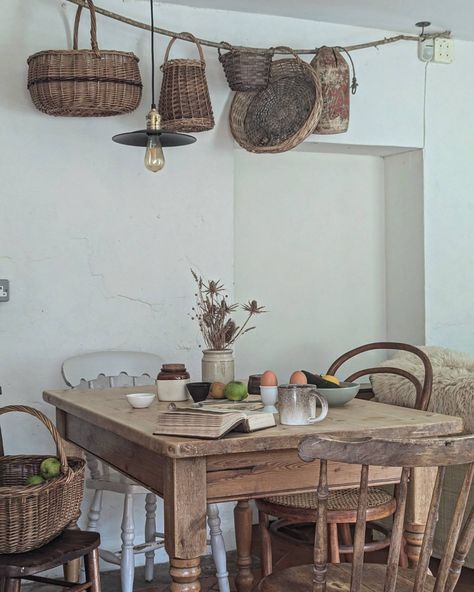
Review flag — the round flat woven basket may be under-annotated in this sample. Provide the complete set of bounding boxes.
[27,0,142,117]
[0,405,85,554]
[229,47,323,153]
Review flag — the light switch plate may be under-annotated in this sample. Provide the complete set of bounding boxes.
[0,280,10,302]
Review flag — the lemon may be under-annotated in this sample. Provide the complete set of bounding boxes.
[321,374,340,385]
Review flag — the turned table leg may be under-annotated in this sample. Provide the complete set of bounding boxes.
[405,466,438,566]
[164,457,207,592]
[234,500,254,592]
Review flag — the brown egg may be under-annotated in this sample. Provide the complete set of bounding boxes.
[289,371,307,385]
[261,370,278,386]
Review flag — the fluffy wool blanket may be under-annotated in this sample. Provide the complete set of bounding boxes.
[371,346,474,433]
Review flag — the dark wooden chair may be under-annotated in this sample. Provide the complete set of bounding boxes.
[257,342,433,572]
[260,433,474,592]
[0,413,101,592]
[0,530,101,592]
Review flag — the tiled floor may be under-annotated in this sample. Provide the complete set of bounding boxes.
[25,525,474,592]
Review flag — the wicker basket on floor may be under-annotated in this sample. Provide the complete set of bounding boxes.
[218,43,273,91]
[27,0,142,117]
[0,405,85,554]
[159,33,214,132]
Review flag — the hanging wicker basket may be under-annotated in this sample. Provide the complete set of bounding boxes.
[158,33,214,133]
[27,0,142,117]
[0,405,85,554]
[218,43,273,92]
[229,47,323,153]
[310,47,350,134]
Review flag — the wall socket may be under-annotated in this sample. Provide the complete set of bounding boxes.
[434,38,454,63]
[0,280,10,302]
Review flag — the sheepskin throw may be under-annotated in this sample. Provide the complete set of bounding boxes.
[371,346,474,433]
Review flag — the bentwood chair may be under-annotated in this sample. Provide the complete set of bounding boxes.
[260,433,474,592]
[257,343,433,572]
[62,351,230,592]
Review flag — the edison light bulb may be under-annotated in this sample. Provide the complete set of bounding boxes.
[144,135,165,172]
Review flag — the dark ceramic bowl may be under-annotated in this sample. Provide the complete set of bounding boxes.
[187,382,211,402]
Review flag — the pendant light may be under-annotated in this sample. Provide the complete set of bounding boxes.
[112,0,196,172]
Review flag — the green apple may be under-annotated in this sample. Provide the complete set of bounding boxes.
[224,381,248,401]
[40,457,61,480]
[25,474,46,486]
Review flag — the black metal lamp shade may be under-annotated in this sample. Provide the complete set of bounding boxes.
[112,130,196,147]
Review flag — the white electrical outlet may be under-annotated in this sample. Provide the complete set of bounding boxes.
[434,38,454,63]
[418,38,434,62]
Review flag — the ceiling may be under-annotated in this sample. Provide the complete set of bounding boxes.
[157,0,474,41]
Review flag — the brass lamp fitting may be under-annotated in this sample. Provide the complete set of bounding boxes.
[146,108,162,132]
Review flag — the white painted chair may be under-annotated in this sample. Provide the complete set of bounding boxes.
[62,351,230,592]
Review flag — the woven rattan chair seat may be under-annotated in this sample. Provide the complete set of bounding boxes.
[264,487,392,512]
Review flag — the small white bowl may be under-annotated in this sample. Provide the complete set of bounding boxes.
[126,393,156,409]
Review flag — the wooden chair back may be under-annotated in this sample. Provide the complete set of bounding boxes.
[298,434,474,592]
[62,350,162,388]
[327,342,433,411]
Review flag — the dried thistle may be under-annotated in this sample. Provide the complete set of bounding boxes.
[191,270,266,350]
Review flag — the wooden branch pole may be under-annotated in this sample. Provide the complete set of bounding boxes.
[63,0,450,55]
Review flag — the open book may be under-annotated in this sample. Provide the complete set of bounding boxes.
[153,404,276,439]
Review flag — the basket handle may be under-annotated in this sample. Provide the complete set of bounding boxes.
[73,0,101,57]
[163,32,205,66]
[217,41,233,58]
[217,42,275,58]
[273,46,306,65]
[0,405,70,476]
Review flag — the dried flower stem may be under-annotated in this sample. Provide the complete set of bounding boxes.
[191,270,265,350]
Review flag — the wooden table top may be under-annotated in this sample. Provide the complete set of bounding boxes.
[43,385,463,459]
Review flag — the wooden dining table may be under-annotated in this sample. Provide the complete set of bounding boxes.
[43,385,463,592]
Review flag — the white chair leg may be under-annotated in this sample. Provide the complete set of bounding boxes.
[144,493,157,582]
[207,503,230,592]
[87,490,103,531]
[121,493,135,592]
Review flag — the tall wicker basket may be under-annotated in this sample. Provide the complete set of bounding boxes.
[159,33,214,133]
[27,0,142,117]
[0,405,85,554]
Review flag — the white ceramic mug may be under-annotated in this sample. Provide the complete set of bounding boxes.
[278,384,329,426]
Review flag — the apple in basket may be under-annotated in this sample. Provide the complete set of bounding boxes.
[40,457,61,480]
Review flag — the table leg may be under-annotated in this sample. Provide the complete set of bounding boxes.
[164,457,207,592]
[234,500,254,592]
[405,466,438,566]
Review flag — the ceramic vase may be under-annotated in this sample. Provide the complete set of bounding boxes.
[201,349,235,384]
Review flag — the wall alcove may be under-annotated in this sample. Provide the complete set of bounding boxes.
[234,142,425,379]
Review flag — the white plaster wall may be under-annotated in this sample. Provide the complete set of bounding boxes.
[385,150,425,344]
[0,0,472,569]
[234,150,387,380]
[424,45,474,355]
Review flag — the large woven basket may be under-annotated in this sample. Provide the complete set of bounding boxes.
[229,48,323,153]
[218,43,273,92]
[159,33,214,133]
[27,0,142,117]
[0,405,85,554]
